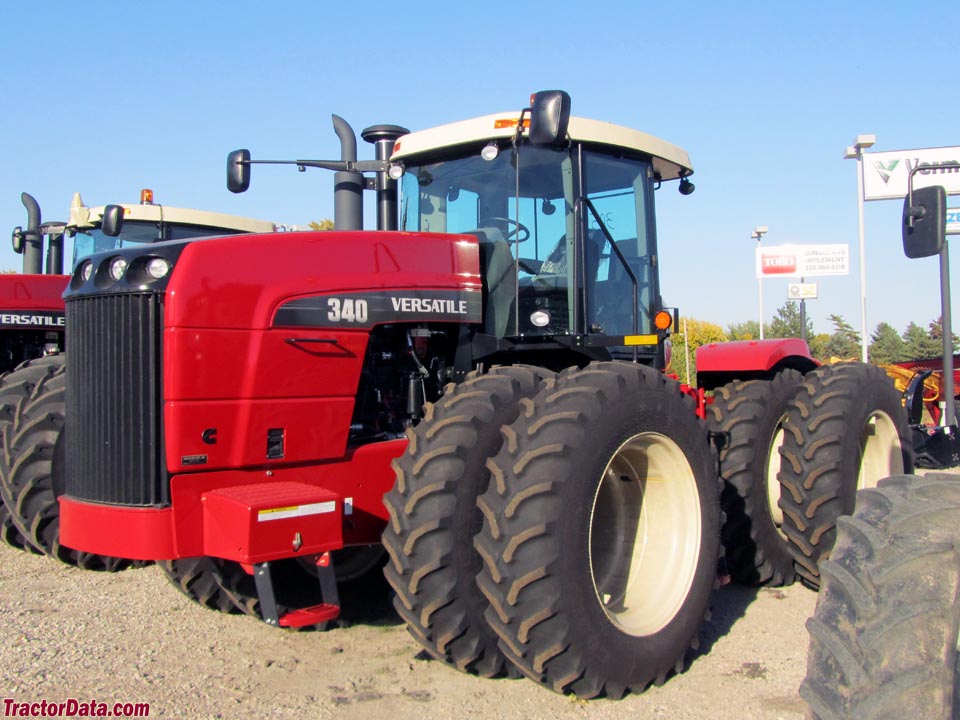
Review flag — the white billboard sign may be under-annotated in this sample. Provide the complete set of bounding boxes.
[756,244,849,279]
[862,146,960,201]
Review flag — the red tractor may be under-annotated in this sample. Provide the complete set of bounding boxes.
[47,92,909,698]
[0,190,276,564]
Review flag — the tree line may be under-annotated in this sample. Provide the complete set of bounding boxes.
[669,300,956,386]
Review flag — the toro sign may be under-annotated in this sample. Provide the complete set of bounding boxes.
[756,244,849,279]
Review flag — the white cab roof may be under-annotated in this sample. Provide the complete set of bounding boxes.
[391,112,693,181]
[67,193,276,234]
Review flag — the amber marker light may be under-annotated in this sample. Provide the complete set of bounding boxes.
[654,310,673,331]
[140,188,154,205]
[493,118,530,129]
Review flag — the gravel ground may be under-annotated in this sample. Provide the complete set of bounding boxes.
[0,542,818,720]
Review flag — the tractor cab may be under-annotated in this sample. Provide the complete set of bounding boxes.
[66,189,277,266]
[391,97,693,365]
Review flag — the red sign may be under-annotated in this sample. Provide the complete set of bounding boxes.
[760,253,797,274]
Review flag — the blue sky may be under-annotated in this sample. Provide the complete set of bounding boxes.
[1,1,957,339]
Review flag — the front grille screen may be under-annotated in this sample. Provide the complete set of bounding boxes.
[65,293,166,506]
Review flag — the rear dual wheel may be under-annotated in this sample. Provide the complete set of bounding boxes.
[779,363,912,588]
[707,370,802,586]
[475,362,720,698]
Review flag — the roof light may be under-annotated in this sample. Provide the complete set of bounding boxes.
[140,189,154,205]
[530,310,550,327]
[481,142,500,162]
[387,163,404,180]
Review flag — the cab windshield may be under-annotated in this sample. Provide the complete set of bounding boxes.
[399,142,657,339]
[71,221,239,266]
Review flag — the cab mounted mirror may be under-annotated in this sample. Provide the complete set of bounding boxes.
[528,90,571,146]
[101,204,125,238]
[11,226,23,253]
[227,149,251,193]
[902,185,946,259]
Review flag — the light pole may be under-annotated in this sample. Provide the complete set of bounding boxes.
[752,225,768,339]
[844,134,876,363]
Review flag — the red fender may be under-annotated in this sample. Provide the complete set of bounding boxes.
[696,338,818,390]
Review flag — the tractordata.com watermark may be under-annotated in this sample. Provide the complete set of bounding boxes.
[3,699,149,718]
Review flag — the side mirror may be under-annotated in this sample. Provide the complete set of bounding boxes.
[11,227,23,253]
[902,185,946,259]
[528,90,571,146]
[227,149,251,193]
[101,204,125,237]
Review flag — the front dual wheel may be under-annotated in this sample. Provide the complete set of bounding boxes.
[475,362,720,698]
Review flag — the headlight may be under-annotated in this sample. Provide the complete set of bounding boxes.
[81,261,93,283]
[530,310,550,328]
[145,257,171,279]
[109,257,128,281]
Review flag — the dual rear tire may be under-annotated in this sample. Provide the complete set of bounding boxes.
[779,363,912,588]
[709,363,911,590]
[384,362,721,698]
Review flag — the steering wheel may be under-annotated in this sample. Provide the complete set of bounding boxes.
[478,216,530,243]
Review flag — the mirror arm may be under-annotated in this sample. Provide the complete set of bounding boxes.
[240,158,389,173]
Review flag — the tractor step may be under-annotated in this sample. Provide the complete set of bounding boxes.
[252,552,341,628]
[279,603,340,628]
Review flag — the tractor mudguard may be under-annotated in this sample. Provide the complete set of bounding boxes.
[695,338,817,391]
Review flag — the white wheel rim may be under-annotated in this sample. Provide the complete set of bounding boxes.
[767,420,787,534]
[588,432,702,637]
[858,410,903,490]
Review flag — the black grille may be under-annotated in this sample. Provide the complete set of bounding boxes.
[65,293,167,506]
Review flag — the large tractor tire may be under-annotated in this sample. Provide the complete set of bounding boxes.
[801,474,960,719]
[0,356,65,552]
[0,355,133,571]
[707,370,802,586]
[475,362,721,699]
[382,365,551,678]
[779,362,912,588]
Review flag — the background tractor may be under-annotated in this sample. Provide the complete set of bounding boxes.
[0,190,276,566]
[48,91,908,698]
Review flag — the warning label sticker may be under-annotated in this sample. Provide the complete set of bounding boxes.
[257,501,337,522]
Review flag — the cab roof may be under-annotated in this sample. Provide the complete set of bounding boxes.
[391,112,693,181]
[67,193,277,234]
